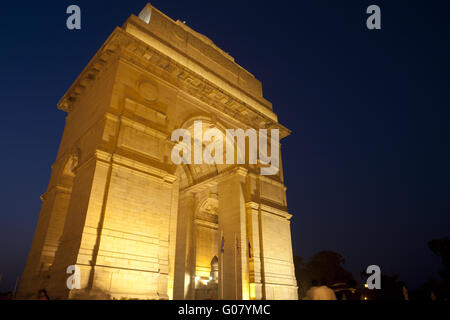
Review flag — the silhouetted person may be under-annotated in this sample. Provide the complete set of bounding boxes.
[38,289,49,300]
[399,281,409,301]
[431,291,437,301]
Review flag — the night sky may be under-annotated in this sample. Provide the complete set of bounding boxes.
[1,0,449,292]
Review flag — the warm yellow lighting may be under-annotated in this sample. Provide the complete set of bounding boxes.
[195,276,200,282]
[249,283,256,300]
[364,296,368,300]
[364,283,369,288]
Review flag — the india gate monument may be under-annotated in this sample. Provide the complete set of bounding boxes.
[18,4,298,300]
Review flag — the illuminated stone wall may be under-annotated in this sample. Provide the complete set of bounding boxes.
[18,4,298,300]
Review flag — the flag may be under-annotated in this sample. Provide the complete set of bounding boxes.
[220,236,225,253]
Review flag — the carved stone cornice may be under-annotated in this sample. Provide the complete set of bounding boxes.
[58,27,291,138]
[260,204,292,220]
[58,46,115,112]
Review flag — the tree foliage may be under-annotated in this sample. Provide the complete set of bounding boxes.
[428,237,450,284]
[294,251,354,298]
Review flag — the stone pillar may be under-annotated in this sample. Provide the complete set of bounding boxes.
[246,202,264,300]
[18,153,77,299]
[173,192,195,299]
[167,179,180,300]
[47,153,111,299]
[257,205,298,300]
[218,167,249,300]
[18,184,72,298]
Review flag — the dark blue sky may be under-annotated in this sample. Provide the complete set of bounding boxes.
[1,0,449,292]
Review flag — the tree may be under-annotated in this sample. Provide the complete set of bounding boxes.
[428,238,450,285]
[293,256,309,298]
[427,237,450,300]
[410,276,440,301]
[306,251,354,286]
[294,251,354,299]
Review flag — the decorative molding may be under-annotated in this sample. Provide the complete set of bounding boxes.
[194,218,218,230]
[57,28,290,138]
[40,184,72,201]
[58,47,114,112]
[260,204,292,220]
[111,153,177,183]
[124,98,167,125]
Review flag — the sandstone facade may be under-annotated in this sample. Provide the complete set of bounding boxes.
[18,4,298,300]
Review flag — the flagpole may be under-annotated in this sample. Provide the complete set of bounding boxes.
[235,232,238,299]
[220,231,224,300]
[13,276,20,298]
